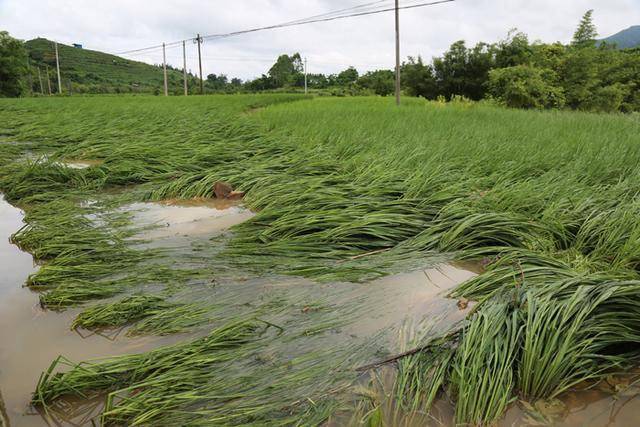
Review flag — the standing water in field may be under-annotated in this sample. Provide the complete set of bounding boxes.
[126,198,255,241]
[0,196,212,427]
[2,194,638,426]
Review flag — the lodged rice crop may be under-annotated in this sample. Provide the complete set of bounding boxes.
[1,94,640,425]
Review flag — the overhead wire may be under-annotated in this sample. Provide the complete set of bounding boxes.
[114,0,454,55]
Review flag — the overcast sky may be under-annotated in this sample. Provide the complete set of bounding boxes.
[1,0,639,80]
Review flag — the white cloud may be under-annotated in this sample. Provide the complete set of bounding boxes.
[1,0,638,80]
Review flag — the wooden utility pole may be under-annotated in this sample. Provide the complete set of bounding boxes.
[304,57,308,94]
[45,65,52,95]
[26,59,33,96]
[54,41,62,94]
[182,40,188,96]
[162,42,168,96]
[196,34,204,95]
[394,0,401,106]
[37,67,44,95]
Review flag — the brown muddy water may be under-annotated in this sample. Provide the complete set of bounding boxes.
[126,198,255,241]
[0,197,197,427]
[1,195,639,426]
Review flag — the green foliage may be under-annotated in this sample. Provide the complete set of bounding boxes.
[3,95,640,425]
[495,30,534,68]
[335,66,359,86]
[450,302,521,425]
[71,295,173,330]
[488,65,565,109]
[401,56,436,98]
[25,37,189,94]
[573,10,598,47]
[432,40,495,100]
[399,13,640,113]
[357,69,395,96]
[0,31,29,97]
[268,52,303,87]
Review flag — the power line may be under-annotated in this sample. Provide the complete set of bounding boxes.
[115,0,454,55]
[202,0,454,41]
[114,2,390,55]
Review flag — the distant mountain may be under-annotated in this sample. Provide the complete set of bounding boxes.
[600,25,640,49]
[25,38,195,94]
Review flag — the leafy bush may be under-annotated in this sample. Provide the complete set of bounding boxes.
[357,70,395,96]
[0,31,29,97]
[487,65,565,109]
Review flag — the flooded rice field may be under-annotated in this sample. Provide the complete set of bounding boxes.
[0,197,191,426]
[1,194,639,426]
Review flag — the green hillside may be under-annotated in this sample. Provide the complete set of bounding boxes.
[600,25,640,49]
[25,38,197,94]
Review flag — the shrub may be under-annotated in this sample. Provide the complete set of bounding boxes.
[487,65,565,109]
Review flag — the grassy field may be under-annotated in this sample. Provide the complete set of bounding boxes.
[1,95,640,425]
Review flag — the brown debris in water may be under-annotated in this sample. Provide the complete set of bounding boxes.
[213,182,245,200]
[457,298,469,310]
[213,182,232,198]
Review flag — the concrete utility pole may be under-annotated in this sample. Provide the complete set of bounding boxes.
[183,40,188,96]
[394,0,401,106]
[304,57,308,94]
[37,67,44,95]
[196,34,204,95]
[45,65,52,95]
[162,42,168,96]
[54,41,62,94]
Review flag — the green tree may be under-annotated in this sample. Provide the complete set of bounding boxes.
[244,74,277,91]
[530,43,566,70]
[433,40,495,100]
[494,30,533,68]
[401,56,437,99]
[560,48,601,108]
[306,73,330,89]
[205,73,229,91]
[268,53,303,87]
[487,65,565,109]
[572,10,598,47]
[582,83,627,113]
[0,31,29,97]
[335,67,359,86]
[357,70,395,96]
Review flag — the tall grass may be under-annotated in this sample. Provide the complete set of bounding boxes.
[2,95,640,424]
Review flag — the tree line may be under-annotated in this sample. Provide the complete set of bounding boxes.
[1,10,638,113]
[227,10,639,113]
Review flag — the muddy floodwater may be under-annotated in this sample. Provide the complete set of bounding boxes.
[1,195,639,426]
[127,198,255,240]
[0,197,197,427]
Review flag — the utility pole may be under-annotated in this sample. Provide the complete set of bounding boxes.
[182,40,188,96]
[394,0,401,106]
[162,42,168,96]
[54,41,62,94]
[26,58,33,96]
[304,57,308,94]
[45,65,52,95]
[196,34,204,95]
[37,67,44,95]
